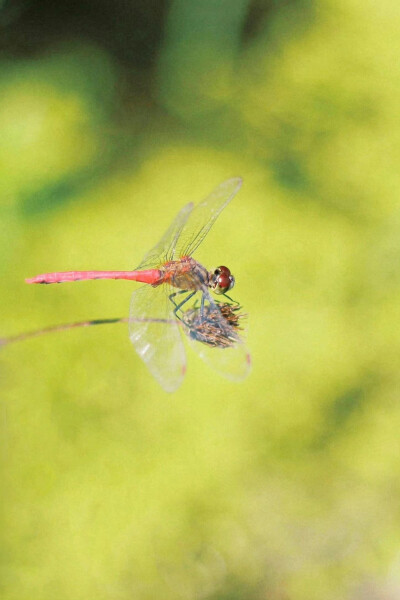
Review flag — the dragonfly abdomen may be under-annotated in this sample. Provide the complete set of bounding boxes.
[26,270,161,285]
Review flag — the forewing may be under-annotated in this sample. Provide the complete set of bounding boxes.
[136,203,193,269]
[173,177,243,259]
[129,284,186,392]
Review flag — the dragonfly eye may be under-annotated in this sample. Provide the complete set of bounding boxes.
[211,265,235,295]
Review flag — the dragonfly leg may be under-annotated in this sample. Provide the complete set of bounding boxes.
[222,292,240,306]
[169,289,189,312]
[200,293,206,320]
[168,290,196,324]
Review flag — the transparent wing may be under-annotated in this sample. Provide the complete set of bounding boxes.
[173,177,243,259]
[182,290,251,382]
[136,203,194,269]
[129,284,186,392]
[190,337,251,382]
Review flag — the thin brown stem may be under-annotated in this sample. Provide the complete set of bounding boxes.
[0,317,175,348]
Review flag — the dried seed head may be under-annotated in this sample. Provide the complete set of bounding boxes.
[183,302,246,348]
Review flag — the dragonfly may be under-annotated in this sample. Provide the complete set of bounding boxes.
[25,177,251,392]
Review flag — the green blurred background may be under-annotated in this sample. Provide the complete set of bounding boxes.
[2,0,400,598]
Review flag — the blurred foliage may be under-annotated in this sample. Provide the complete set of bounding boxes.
[1,0,400,599]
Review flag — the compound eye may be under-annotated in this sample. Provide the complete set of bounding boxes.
[213,265,235,295]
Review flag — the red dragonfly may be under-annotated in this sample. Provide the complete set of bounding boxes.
[26,178,251,391]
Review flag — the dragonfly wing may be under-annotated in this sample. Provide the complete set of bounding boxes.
[172,177,243,259]
[182,290,251,382]
[129,284,186,392]
[189,336,251,382]
[136,202,194,269]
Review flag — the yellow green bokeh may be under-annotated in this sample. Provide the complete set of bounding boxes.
[2,1,400,598]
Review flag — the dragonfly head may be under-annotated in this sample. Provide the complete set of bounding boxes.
[210,266,235,295]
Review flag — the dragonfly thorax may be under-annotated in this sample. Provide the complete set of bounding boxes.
[160,258,234,295]
[161,257,209,291]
